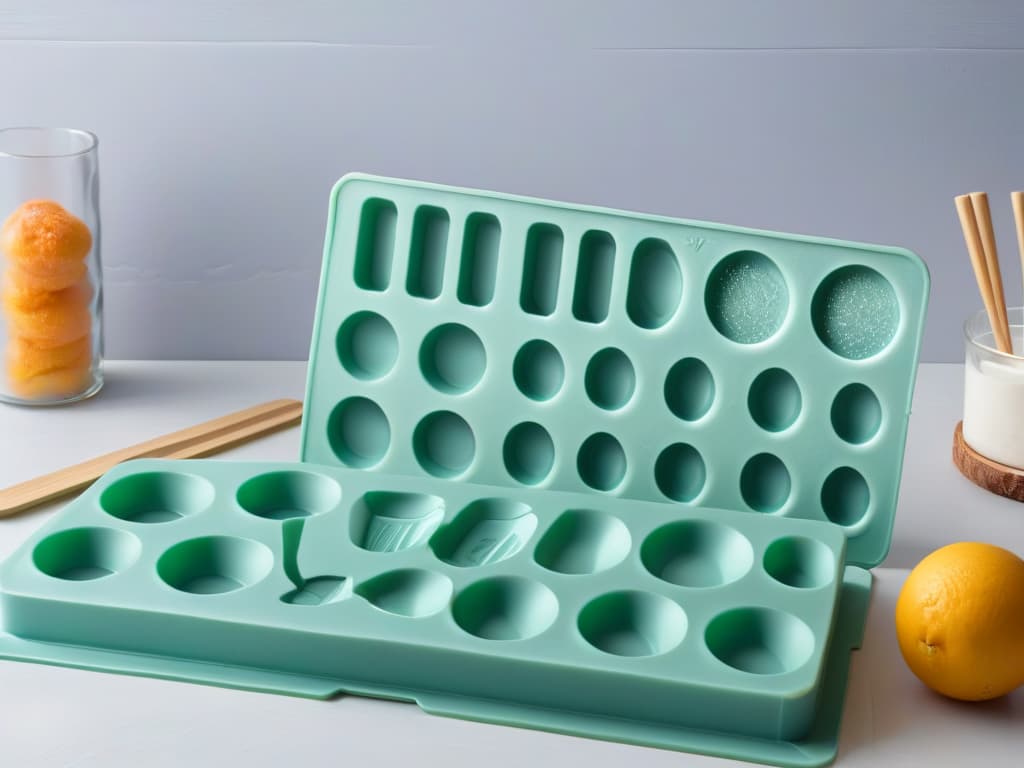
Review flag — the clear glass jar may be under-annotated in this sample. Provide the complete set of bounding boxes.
[963,306,1024,467]
[0,127,102,405]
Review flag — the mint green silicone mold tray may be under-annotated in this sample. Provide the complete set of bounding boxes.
[0,459,869,768]
[301,174,929,569]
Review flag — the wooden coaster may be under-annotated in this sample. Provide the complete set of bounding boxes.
[953,421,1024,501]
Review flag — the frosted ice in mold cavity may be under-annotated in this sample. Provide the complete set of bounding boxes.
[430,498,538,567]
[705,251,788,344]
[350,491,445,552]
[812,265,899,360]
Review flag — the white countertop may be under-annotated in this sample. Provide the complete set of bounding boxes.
[0,361,1021,767]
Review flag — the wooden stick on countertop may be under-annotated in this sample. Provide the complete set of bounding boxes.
[969,191,1013,352]
[0,398,303,518]
[956,194,1012,353]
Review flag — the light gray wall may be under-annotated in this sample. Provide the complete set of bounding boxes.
[2,1,1024,361]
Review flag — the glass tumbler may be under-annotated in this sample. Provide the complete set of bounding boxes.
[0,127,102,405]
[962,306,1024,468]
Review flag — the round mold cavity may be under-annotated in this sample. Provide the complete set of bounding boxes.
[533,509,632,575]
[503,422,555,486]
[420,323,486,395]
[413,411,476,478]
[584,348,636,411]
[705,250,789,344]
[577,432,627,492]
[831,383,882,444]
[748,368,801,432]
[740,453,792,513]
[336,311,398,381]
[705,607,815,675]
[327,397,390,468]
[99,471,215,524]
[654,443,706,502]
[763,536,836,589]
[33,527,141,582]
[157,536,273,595]
[664,358,715,422]
[578,591,687,657]
[452,576,558,641]
[236,470,341,520]
[512,339,564,402]
[821,466,870,526]
[812,265,900,360]
[356,569,452,618]
[640,520,753,588]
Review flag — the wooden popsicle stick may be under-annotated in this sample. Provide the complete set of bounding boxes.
[970,192,1013,352]
[1011,191,1024,319]
[956,194,1012,353]
[0,398,303,518]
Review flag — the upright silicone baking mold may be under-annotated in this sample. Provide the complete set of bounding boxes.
[0,175,929,767]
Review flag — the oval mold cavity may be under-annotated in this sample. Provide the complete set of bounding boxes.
[740,453,792,512]
[357,569,453,618]
[821,466,870,526]
[585,348,636,411]
[748,368,801,432]
[513,339,564,402]
[763,536,835,589]
[420,323,486,395]
[100,471,215,524]
[237,470,341,520]
[831,383,882,444]
[327,397,390,468]
[641,520,753,588]
[452,577,558,641]
[413,411,476,478]
[705,607,815,675]
[157,536,273,595]
[534,509,631,575]
[654,443,706,502]
[626,238,682,330]
[503,422,555,486]
[577,432,627,492]
[578,591,687,657]
[664,358,715,422]
[336,311,398,381]
[33,527,141,582]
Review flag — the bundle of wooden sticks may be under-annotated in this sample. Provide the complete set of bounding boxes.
[955,191,1024,354]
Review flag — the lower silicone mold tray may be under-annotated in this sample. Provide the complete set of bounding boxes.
[0,459,869,767]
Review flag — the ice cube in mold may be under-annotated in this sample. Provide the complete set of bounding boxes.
[0,459,866,768]
[300,173,928,570]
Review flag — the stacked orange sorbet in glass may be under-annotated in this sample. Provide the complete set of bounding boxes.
[1,200,94,398]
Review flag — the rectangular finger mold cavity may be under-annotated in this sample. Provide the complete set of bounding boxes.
[0,459,870,768]
[301,174,929,569]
